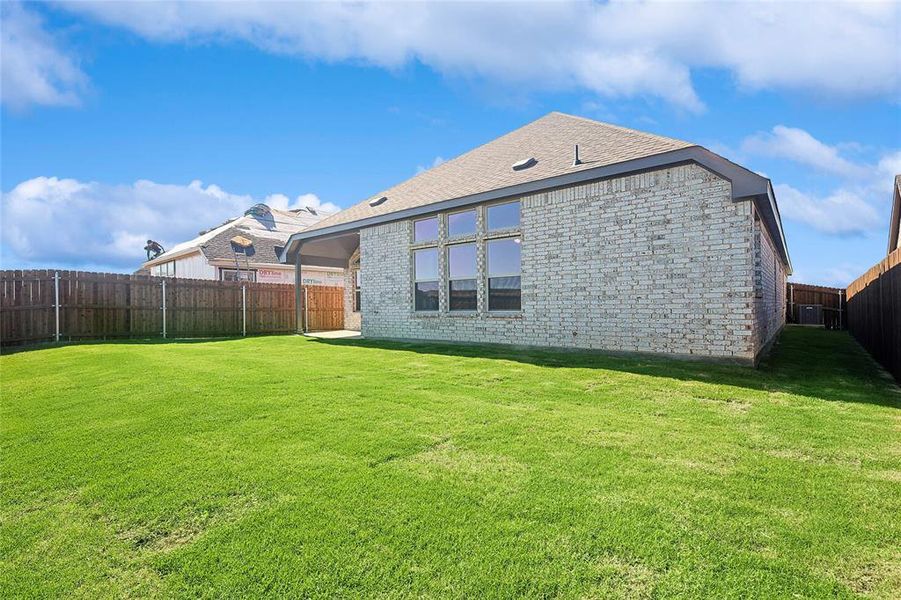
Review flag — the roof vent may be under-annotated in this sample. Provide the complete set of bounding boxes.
[512,157,537,171]
[369,196,388,207]
[572,144,582,167]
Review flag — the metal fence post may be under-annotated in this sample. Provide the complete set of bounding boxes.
[54,271,60,342]
[161,278,167,339]
[242,285,247,337]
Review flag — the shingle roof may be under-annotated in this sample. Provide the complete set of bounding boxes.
[304,112,694,232]
[200,226,287,264]
[144,206,332,267]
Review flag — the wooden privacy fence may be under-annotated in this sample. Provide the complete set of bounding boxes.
[846,248,901,383]
[786,282,845,329]
[303,285,345,332]
[0,270,344,347]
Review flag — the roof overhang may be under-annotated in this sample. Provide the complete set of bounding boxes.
[206,259,343,272]
[285,231,360,267]
[142,247,201,269]
[280,146,791,270]
[747,181,793,275]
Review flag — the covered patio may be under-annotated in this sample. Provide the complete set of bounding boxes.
[283,230,360,333]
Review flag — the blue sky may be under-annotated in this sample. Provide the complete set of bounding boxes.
[2,1,899,286]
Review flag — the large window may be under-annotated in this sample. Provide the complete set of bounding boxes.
[487,201,520,231]
[221,268,256,282]
[448,243,477,311]
[414,248,439,311]
[353,270,362,312]
[414,217,439,243]
[487,237,521,311]
[448,209,477,237]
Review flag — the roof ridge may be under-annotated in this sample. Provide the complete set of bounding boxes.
[361,112,565,203]
[548,111,693,148]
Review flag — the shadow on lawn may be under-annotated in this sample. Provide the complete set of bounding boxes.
[313,326,901,409]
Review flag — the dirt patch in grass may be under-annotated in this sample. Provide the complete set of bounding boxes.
[833,557,901,599]
[583,554,658,599]
[117,493,262,554]
[404,439,527,488]
[693,394,752,414]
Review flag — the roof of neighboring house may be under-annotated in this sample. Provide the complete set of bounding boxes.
[281,111,791,272]
[303,112,693,233]
[144,205,332,268]
[889,174,901,253]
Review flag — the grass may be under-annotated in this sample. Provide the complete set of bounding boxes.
[1,326,899,598]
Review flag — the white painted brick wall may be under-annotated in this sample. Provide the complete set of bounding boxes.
[357,164,760,362]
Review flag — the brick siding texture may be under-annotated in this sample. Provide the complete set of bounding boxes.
[343,248,362,331]
[357,164,761,362]
[752,212,787,353]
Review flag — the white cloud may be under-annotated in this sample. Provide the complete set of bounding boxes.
[1,177,335,270]
[740,125,899,234]
[0,2,87,110]
[262,192,339,214]
[416,156,446,174]
[55,1,900,112]
[775,183,882,235]
[876,150,901,191]
[742,126,870,179]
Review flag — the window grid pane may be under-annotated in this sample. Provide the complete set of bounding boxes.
[414,248,438,280]
[415,281,439,311]
[487,237,521,276]
[449,279,477,311]
[488,276,521,311]
[414,217,439,242]
[448,243,477,279]
[448,210,477,237]
[487,201,520,231]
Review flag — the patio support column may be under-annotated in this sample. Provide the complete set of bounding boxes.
[295,245,304,334]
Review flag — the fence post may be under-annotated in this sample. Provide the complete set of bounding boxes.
[54,271,60,342]
[304,286,309,334]
[242,285,247,337]
[161,278,167,339]
[788,283,794,323]
[838,289,843,330]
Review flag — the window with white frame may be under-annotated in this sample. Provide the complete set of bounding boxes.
[448,209,477,237]
[413,248,439,311]
[448,243,477,311]
[414,217,439,243]
[153,261,176,277]
[220,268,255,282]
[487,237,521,311]
[487,201,520,231]
[353,269,362,312]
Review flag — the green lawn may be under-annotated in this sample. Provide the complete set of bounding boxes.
[1,327,899,598]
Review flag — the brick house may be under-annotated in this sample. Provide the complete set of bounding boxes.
[281,112,791,364]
